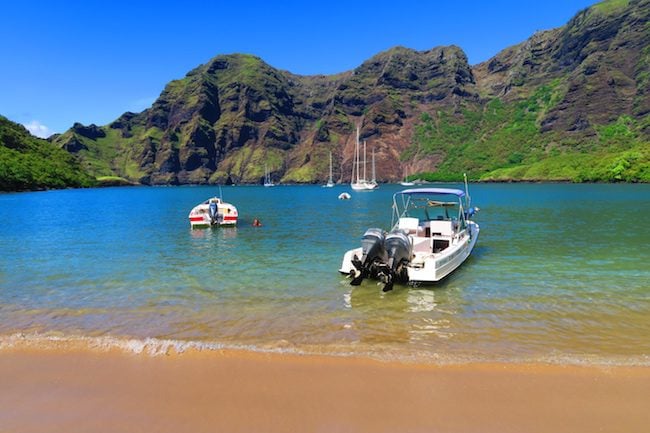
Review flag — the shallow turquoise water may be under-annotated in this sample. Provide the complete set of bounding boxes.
[1,183,649,364]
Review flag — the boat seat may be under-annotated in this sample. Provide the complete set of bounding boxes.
[398,217,419,234]
[427,220,454,237]
[412,237,430,253]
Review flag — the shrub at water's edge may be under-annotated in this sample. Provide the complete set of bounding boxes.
[0,116,97,191]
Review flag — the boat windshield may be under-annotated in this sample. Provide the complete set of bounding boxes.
[391,191,466,228]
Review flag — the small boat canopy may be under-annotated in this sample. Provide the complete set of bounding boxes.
[398,188,465,197]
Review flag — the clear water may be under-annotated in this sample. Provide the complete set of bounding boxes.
[1,184,649,364]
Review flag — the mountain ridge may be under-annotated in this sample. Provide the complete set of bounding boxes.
[0,115,96,191]
[45,0,649,184]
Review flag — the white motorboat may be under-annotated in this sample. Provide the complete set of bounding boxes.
[350,127,378,191]
[188,197,238,229]
[339,178,479,291]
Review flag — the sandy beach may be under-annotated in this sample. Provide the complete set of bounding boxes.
[1,347,649,433]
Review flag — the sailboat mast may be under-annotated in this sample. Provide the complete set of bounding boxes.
[329,152,333,183]
[363,140,367,182]
[355,127,360,183]
[351,144,355,184]
[371,148,376,183]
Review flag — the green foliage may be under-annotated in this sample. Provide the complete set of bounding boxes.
[592,0,629,15]
[406,80,649,183]
[0,116,97,191]
[595,115,636,148]
[407,84,551,178]
[413,171,469,182]
[481,146,649,182]
[283,164,315,183]
[96,176,133,186]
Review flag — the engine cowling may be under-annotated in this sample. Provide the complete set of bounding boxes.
[378,230,412,291]
[350,228,386,285]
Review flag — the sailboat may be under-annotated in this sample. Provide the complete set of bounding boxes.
[350,127,378,191]
[324,152,335,187]
[400,165,414,186]
[264,165,274,187]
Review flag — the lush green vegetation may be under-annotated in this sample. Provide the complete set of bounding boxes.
[481,147,648,182]
[592,0,629,15]
[0,116,96,191]
[96,176,134,186]
[407,82,649,183]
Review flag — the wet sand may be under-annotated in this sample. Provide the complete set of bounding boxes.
[1,347,649,433]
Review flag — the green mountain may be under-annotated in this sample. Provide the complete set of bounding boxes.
[52,0,649,184]
[0,116,96,191]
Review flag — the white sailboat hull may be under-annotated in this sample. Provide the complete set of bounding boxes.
[351,182,377,191]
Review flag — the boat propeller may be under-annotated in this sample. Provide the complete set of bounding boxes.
[376,265,394,292]
[349,255,366,285]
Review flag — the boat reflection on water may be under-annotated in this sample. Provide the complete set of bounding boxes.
[341,282,461,347]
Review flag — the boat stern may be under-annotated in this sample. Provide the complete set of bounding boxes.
[188,199,238,228]
[339,247,362,274]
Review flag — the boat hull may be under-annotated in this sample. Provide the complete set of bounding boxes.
[407,223,479,283]
[351,182,378,191]
[189,216,238,229]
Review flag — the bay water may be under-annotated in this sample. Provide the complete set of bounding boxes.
[1,183,648,364]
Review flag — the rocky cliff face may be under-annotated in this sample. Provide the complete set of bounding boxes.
[474,0,649,136]
[53,0,649,184]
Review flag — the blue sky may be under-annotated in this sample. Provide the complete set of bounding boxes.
[1,0,597,137]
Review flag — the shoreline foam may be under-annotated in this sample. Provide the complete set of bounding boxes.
[2,331,649,367]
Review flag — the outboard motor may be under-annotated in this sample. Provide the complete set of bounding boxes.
[378,230,412,292]
[209,200,218,225]
[350,228,387,286]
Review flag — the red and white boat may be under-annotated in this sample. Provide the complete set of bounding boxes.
[188,197,238,229]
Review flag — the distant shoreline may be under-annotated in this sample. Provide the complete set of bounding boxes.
[3,178,648,194]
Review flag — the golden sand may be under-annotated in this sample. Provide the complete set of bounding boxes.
[1,347,649,433]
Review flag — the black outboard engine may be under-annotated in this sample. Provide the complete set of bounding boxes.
[378,230,412,292]
[350,228,387,286]
[209,200,218,225]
